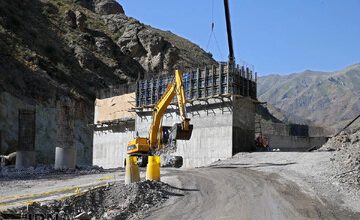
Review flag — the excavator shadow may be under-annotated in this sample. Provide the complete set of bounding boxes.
[157,182,200,198]
[160,185,199,198]
[161,190,185,197]
[209,162,297,169]
[167,184,200,192]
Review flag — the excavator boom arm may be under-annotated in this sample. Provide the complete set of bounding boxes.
[175,70,187,121]
[148,82,176,147]
[148,70,190,147]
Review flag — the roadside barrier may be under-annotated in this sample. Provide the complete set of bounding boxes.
[146,156,160,181]
[125,156,140,184]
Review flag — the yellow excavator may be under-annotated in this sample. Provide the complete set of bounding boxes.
[127,0,235,166]
[127,70,193,167]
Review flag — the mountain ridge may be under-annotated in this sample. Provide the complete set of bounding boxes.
[258,63,360,131]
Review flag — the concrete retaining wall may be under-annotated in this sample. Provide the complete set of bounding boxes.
[268,135,328,151]
[93,128,134,169]
[261,121,329,137]
[177,125,233,168]
[233,97,256,153]
[135,104,234,168]
[135,97,255,168]
[0,92,29,155]
[261,121,328,151]
[176,104,234,168]
[0,92,93,165]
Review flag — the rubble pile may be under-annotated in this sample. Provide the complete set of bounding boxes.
[100,181,176,219]
[8,181,179,220]
[321,129,360,188]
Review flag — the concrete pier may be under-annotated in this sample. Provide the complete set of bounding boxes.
[54,147,76,169]
[55,101,76,170]
[16,151,36,169]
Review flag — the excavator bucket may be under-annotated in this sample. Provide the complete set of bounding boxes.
[172,123,193,140]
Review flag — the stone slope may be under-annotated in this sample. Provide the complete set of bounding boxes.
[0,0,216,103]
[258,63,360,131]
[321,128,360,190]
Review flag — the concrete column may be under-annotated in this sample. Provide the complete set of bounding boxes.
[16,109,36,169]
[55,101,76,170]
[16,151,36,168]
[55,147,76,169]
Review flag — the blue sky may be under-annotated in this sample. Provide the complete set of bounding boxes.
[119,0,360,75]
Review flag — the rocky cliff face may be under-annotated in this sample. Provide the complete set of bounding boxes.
[0,0,216,103]
[0,0,215,161]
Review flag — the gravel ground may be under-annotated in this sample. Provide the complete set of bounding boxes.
[145,156,360,220]
[218,152,360,213]
[0,165,104,180]
[1,150,360,219]
[320,129,360,190]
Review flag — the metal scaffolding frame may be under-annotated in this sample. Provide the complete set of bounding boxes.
[135,63,257,108]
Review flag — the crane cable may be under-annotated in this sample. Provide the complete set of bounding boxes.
[205,0,215,50]
[205,0,224,60]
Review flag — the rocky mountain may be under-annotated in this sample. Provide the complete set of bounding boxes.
[0,0,216,159]
[258,63,360,131]
[0,0,216,103]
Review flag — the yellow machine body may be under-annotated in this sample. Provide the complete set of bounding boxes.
[126,70,193,156]
[127,137,150,155]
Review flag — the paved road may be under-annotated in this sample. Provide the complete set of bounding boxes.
[146,165,360,220]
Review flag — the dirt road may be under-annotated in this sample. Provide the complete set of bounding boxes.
[1,152,360,219]
[146,162,360,219]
